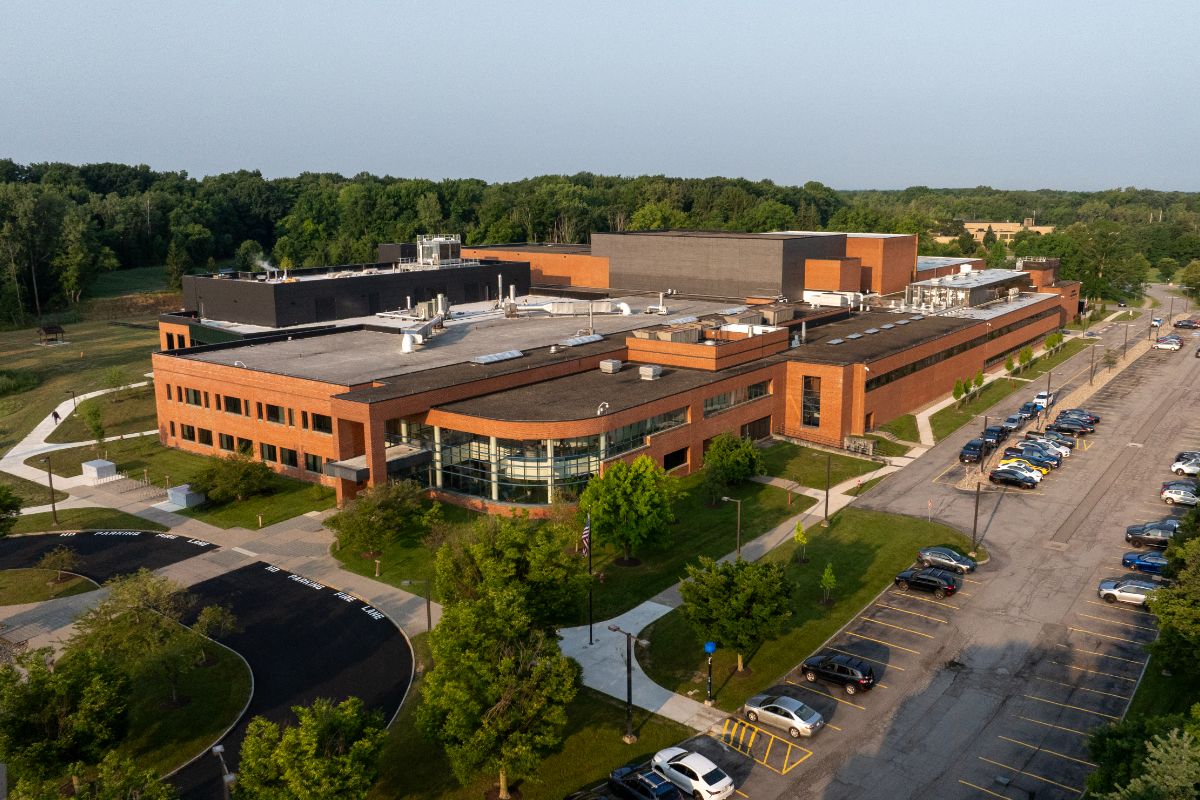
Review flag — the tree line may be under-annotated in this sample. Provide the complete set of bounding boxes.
[4,158,1200,324]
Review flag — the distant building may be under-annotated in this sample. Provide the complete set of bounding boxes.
[934,218,1055,246]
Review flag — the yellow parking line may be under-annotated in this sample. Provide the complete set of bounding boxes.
[1078,613,1158,633]
[1016,715,1091,737]
[826,646,907,671]
[1069,626,1148,646]
[845,630,922,655]
[1023,695,1120,720]
[875,602,948,624]
[958,779,1016,799]
[977,756,1082,794]
[860,617,935,639]
[735,791,750,799]
[887,591,961,610]
[1031,675,1130,699]
[1052,661,1138,683]
[785,680,867,710]
[998,735,1099,767]
[826,722,842,731]
[1055,643,1146,666]
[962,576,983,584]
[1084,599,1155,616]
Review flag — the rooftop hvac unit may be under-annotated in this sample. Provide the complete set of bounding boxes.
[656,326,702,343]
[638,364,663,381]
[599,359,623,374]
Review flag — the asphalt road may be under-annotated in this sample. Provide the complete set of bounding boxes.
[0,529,218,578]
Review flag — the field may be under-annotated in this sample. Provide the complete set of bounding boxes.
[89,266,170,297]
[46,384,158,443]
[0,568,96,605]
[760,441,880,487]
[0,472,66,507]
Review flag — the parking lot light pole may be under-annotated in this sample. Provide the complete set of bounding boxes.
[704,640,717,705]
[40,455,58,524]
[970,482,981,557]
[65,389,76,409]
[822,453,831,527]
[400,579,433,633]
[1089,343,1097,384]
[1123,324,1129,360]
[212,745,236,800]
[608,624,649,744]
[721,496,742,559]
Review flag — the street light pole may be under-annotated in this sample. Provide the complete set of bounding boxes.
[1089,343,1096,384]
[1123,324,1129,360]
[41,456,58,524]
[970,482,981,557]
[721,496,742,559]
[823,453,831,527]
[608,625,648,744]
[400,579,433,633]
[65,389,76,409]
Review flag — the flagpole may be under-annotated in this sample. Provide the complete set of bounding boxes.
[587,513,594,646]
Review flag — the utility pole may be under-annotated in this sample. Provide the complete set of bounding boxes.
[42,456,58,524]
[1089,343,1096,384]
[1123,324,1129,360]
[822,453,831,527]
[970,482,981,556]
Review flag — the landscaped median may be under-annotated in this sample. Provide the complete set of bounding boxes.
[0,568,97,604]
[637,508,979,712]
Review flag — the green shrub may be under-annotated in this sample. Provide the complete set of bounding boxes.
[0,370,38,397]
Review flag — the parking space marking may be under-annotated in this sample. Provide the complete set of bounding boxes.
[717,718,813,776]
[860,616,936,639]
[1077,612,1158,633]
[785,680,867,710]
[956,590,973,597]
[874,602,948,624]
[997,735,1098,767]
[977,756,1082,794]
[958,779,1018,799]
[1052,661,1139,683]
[1015,715,1091,737]
[1084,599,1156,617]
[962,576,983,584]
[886,591,961,610]
[844,630,922,655]
[1055,643,1146,666]
[1023,695,1120,720]
[1069,626,1148,646]
[826,646,906,671]
[1031,675,1130,700]
[735,791,750,799]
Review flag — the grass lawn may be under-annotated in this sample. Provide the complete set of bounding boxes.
[12,508,169,534]
[0,319,159,458]
[179,478,336,529]
[1111,310,1141,322]
[845,474,887,497]
[1125,662,1198,720]
[90,266,170,297]
[373,634,692,800]
[878,414,919,443]
[0,472,66,507]
[638,508,977,712]
[30,435,211,482]
[0,568,97,605]
[117,635,252,776]
[760,442,879,488]
[930,379,1022,442]
[863,434,910,458]
[1023,339,1090,378]
[46,384,158,443]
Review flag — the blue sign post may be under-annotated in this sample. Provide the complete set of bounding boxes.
[704,641,717,705]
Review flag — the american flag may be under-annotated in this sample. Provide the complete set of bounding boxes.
[581,514,591,557]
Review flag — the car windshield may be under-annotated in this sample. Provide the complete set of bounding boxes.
[702,767,728,784]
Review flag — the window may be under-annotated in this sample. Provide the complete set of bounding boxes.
[169,421,175,437]
[260,443,277,462]
[311,413,333,434]
[223,396,242,415]
[802,376,821,427]
[164,383,172,400]
[237,437,253,455]
[280,448,298,468]
[287,408,294,426]
[703,380,770,418]
[184,388,202,406]
[256,402,263,420]
[264,404,285,424]
[301,411,309,429]
[180,424,196,442]
[197,428,213,446]
[219,433,235,452]
[304,453,323,473]
[607,407,688,456]
[203,391,210,408]
[663,447,688,471]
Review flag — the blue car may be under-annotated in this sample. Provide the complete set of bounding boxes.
[1122,551,1168,576]
[1002,446,1059,470]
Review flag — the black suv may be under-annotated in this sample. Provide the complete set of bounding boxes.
[1125,520,1178,549]
[981,425,1009,446]
[894,567,960,598]
[608,766,686,800]
[959,438,991,464]
[1048,419,1092,436]
[799,653,876,695]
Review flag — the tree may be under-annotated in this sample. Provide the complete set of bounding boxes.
[578,455,679,562]
[1178,260,1200,298]
[327,479,434,556]
[1019,346,1034,371]
[11,751,174,800]
[234,239,265,271]
[820,562,837,604]
[235,697,386,800]
[164,239,192,290]
[700,433,765,503]
[952,379,964,403]
[0,484,19,538]
[629,201,688,231]
[1149,537,1200,675]
[973,369,984,391]
[679,557,792,673]
[192,604,239,664]
[981,226,997,247]
[985,240,1008,269]
[1005,354,1015,374]
[1157,257,1180,284]
[102,365,127,392]
[81,404,104,449]
[1104,348,1119,370]
[1087,713,1194,795]
[420,596,579,799]
[792,521,808,564]
[36,545,80,583]
[189,452,273,503]
[0,648,131,781]
[1098,729,1200,800]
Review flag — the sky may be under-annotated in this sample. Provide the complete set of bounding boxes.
[3,0,1199,191]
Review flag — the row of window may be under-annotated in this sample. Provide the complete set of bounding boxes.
[702,381,770,418]
[172,421,324,474]
[163,383,333,433]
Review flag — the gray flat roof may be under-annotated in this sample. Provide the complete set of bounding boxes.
[935,292,1058,320]
[465,242,592,255]
[916,256,980,271]
[910,268,1028,290]
[788,310,977,365]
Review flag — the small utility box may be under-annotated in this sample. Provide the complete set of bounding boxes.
[167,484,205,508]
[81,459,116,484]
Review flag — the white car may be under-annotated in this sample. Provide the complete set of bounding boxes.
[1162,488,1198,506]
[998,462,1043,483]
[1172,459,1200,476]
[1154,339,1181,351]
[1033,390,1056,408]
[1098,577,1158,607]
[1028,438,1070,458]
[1151,317,1164,327]
[651,748,735,800]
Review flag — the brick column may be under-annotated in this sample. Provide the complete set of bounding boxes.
[364,416,387,488]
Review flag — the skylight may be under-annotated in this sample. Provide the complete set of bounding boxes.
[471,349,524,365]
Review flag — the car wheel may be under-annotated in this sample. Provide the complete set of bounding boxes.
[694,792,703,800]
[1178,469,1187,476]
[919,559,930,568]
[789,726,801,739]
[1132,538,1144,548]
[933,588,946,599]
[1166,498,1176,505]
[897,580,910,591]
[746,711,758,723]
[1103,594,1116,604]
[804,670,817,683]
[957,565,967,575]
[844,683,858,695]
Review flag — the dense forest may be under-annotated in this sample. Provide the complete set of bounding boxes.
[3,158,1200,324]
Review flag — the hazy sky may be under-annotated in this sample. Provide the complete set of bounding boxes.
[4,1,1199,190]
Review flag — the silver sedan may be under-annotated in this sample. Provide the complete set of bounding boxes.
[743,694,824,737]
